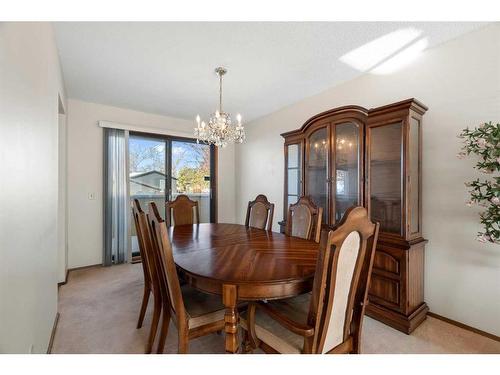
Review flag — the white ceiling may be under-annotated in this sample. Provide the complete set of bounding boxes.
[54,22,486,122]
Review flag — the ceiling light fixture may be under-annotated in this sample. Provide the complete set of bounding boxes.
[194,67,245,148]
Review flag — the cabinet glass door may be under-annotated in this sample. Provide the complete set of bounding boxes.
[306,127,328,223]
[369,122,403,235]
[286,143,302,210]
[334,122,360,223]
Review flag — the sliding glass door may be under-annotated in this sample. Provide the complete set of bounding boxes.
[171,140,212,222]
[129,133,216,256]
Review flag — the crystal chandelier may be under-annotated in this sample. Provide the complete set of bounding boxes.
[194,67,245,147]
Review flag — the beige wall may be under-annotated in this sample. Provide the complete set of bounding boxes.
[0,22,66,353]
[236,24,500,335]
[66,99,236,269]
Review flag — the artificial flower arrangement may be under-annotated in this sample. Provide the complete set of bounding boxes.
[458,121,499,244]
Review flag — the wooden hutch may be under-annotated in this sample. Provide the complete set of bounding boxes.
[279,98,428,334]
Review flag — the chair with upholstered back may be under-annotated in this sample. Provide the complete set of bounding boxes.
[245,194,275,231]
[165,194,200,227]
[147,201,226,353]
[242,206,379,354]
[285,196,323,243]
[131,199,163,354]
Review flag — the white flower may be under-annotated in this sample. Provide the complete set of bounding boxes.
[466,201,473,207]
[456,152,466,159]
[477,138,487,148]
[477,234,490,243]
[491,197,500,206]
[480,168,494,174]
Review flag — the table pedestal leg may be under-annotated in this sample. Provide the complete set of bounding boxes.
[222,284,239,353]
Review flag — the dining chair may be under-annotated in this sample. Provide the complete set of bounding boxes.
[245,194,275,231]
[148,201,227,354]
[285,196,323,243]
[131,199,163,354]
[241,206,380,354]
[165,194,200,227]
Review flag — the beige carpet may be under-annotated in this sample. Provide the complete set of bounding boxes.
[52,263,500,354]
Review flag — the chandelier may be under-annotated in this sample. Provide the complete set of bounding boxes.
[194,67,245,147]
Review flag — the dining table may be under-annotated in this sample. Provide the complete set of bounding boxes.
[168,223,320,353]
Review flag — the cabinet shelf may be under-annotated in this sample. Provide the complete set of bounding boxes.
[370,159,401,165]
[306,166,327,170]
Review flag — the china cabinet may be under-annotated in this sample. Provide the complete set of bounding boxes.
[279,98,428,334]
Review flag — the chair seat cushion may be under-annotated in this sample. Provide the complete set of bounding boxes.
[181,285,225,329]
[241,293,311,354]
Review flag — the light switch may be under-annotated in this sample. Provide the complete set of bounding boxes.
[88,192,96,200]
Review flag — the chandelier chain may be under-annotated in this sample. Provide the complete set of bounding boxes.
[219,71,223,112]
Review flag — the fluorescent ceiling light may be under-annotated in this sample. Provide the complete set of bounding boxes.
[339,28,424,72]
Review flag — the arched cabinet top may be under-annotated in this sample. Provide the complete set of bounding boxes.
[281,105,368,138]
[280,98,428,139]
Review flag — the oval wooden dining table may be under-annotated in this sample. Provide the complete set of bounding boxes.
[168,223,320,353]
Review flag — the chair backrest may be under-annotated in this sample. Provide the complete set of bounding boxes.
[132,199,159,292]
[245,194,275,231]
[148,201,187,324]
[165,194,200,227]
[307,206,379,354]
[285,196,323,243]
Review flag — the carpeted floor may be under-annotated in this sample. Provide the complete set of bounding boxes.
[51,263,500,354]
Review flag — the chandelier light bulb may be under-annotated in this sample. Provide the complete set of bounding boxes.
[196,115,200,124]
